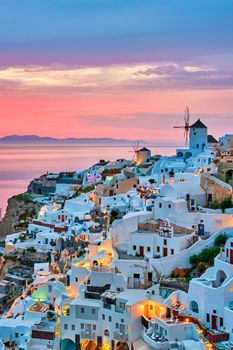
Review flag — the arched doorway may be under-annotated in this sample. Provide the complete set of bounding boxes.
[190,300,199,314]
[184,152,192,160]
[226,170,233,183]
[61,338,76,350]
[115,341,130,350]
[216,270,227,287]
[81,340,97,350]
[177,152,183,158]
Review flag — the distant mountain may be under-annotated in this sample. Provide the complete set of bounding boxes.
[0,135,145,144]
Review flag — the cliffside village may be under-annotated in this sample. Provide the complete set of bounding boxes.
[0,118,233,350]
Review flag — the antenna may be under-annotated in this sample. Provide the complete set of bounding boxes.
[174,106,190,148]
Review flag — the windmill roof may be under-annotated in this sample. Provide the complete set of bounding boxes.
[139,147,151,152]
[190,118,207,129]
[208,135,218,143]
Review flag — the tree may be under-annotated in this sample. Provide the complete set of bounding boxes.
[214,233,228,247]
[218,198,232,213]
[110,209,119,224]
[148,179,155,184]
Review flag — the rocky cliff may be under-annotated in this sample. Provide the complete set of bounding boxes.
[0,193,42,240]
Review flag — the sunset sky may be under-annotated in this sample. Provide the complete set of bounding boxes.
[0,0,233,143]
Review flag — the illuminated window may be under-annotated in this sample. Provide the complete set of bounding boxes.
[126,306,131,313]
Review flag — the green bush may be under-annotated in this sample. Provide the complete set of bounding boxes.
[214,233,228,247]
[218,198,232,213]
[27,247,36,253]
[148,179,155,184]
[13,193,33,204]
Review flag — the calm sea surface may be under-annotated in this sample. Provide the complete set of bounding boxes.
[0,143,178,216]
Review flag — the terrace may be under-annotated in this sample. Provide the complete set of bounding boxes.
[28,301,50,313]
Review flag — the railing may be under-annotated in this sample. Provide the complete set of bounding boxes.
[114,331,128,342]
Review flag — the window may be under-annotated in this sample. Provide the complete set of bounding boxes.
[171,249,174,255]
[220,317,224,327]
[93,325,96,330]
[116,323,119,328]
[159,203,162,208]
[109,316,112,322]
[81,307,84,313]
[81,324,84,329]
[213,309,216,314]
[148,272,152,281]
[150,304,153,310]
[168,204,171,209]
[102,314,105,320]
[15,333,19,338]
[72,325,75,331]
[48,285,52,293]
[133,245,136,250]
[64,324,68,330]
[126,306,131,313]
[75,277,78,282]
[206,313,210,323]
[121,319,124,323]
[164,239,167,246]
[119,302,124,308]
[92,308,96,315]
[147,247,151,252]
[157,246,160,253]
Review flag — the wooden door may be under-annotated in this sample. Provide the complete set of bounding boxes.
[163,247,168,257]
[230,249,233,264]
[212,315,217,330]
[139,246,144,256]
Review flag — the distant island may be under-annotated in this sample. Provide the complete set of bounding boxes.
[0,135,145,144]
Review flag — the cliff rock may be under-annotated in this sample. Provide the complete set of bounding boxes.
[0,193,42,240]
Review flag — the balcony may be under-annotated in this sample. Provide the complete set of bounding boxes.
[114,331,128,342]
[81,330,94,340]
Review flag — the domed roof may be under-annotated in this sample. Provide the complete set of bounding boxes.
[160,184,177,199]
